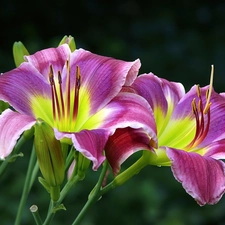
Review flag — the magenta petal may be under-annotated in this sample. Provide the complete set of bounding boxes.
[25,44,71,80]
[68,49,141,114]
[203,139,225,159]
[167,148,225,205]
[54,129,111,170]
[131,73,185,116]
[0,109,36,159]
[96,92,157,141]
[0,63,51,115]
[105,127,153,175]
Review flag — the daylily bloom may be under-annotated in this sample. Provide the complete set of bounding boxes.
[0,44,157,170]
[105,69,225,205]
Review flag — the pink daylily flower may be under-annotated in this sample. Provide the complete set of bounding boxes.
[106,72,225,205]
[0,44,157,169]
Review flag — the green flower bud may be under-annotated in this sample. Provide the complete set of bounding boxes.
[23,126,34,141]
[13,41,30,67]
[34,119,65,201]
[0,101,9,114]
[58,35,76,52]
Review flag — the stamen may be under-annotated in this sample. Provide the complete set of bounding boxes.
[73,66,81,121]
[49,65,56,121]
[48,59,81,132]
[186,65,214,150]
[66,58,71,121]
[58,71,65,117]
[187,99,200,149]
[196,85,201,98]
[49,65,61,120]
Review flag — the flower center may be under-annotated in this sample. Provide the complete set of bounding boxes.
[185,65,214,150]
[48,59,81,132]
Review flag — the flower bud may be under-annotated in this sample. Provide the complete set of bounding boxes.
[58,35,76,52]
[34,119,65,201]
[0,100,9,114]
[13,41,30,67]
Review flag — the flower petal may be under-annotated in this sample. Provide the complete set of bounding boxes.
[25,44,71,80]
[131,73,185,135]
[158,85,225,149]
[68,49,141,117]
[54,128,110,170]
[203,139,225,159]
[0,109,36,159]
[0,63,51,116]
[167,147,225,205]
[105,127,154,175]
[0,45,71,116]
[82,92,157,143]
[200,89,225,146]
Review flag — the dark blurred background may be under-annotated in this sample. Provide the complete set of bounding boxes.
[1,0,225,225]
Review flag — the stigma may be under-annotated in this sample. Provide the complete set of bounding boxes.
[48,59,81,132]
[186,65,214,149]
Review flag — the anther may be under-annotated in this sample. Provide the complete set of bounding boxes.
[49,65,55,85]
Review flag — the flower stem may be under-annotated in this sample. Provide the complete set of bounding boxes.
[42,174,81,225]
[15,145,39,225]
[43,201,57,225]
[72,155,148,225]
[30,205,43,225]
[71,161,109,225]
[104,154,148,191]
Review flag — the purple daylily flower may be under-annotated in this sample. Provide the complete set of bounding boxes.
[0,44,157,170]
[105,72,225,205]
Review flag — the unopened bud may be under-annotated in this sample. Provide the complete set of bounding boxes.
[34,119,64,201]
[58,35,76,52]
[13,41,29,67]
[0,101,9,114]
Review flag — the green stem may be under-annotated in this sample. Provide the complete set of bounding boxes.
[72,155,148,225]
[0,136,27,177]
[43,174,81,225]
[71,161,109,225]
[30,205,43,225]
[43,201,57,225]
[103,154,148,192]
[15,145,38,225]
[65,146,75,172]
